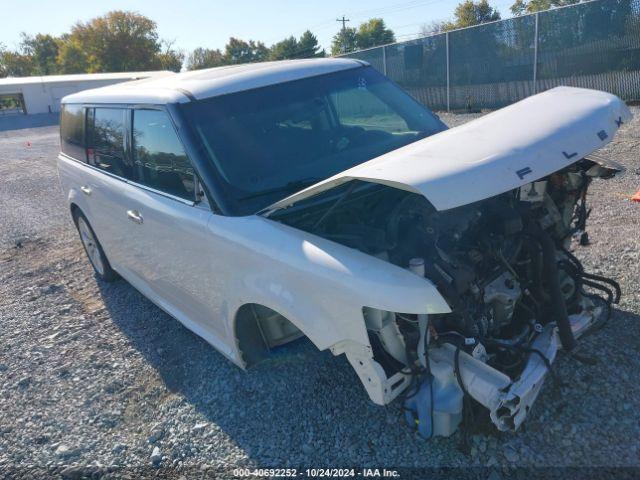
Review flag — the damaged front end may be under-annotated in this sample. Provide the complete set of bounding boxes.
[271,159,622,437]
[264,88,630,438]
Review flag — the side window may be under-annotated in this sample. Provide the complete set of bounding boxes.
[60,104,85,160]
[87,108,134,179]
[132,109,195,200]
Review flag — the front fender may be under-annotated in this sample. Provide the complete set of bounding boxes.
[216,215,450,353]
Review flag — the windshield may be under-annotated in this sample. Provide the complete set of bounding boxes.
[181,65,447,215]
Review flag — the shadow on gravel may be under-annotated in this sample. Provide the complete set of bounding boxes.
[92,272,640,466]
[93,276,408,465]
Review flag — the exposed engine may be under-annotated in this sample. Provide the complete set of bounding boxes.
[271,156,622,439]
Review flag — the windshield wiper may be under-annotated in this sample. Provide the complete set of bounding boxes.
[239,177,320,200]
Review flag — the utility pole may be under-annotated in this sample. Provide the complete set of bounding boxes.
[336,15,350,54]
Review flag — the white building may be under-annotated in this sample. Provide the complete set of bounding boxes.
[0,71,175,115]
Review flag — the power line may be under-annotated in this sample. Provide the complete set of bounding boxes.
[268,0,446,45]
[344,0,443,21]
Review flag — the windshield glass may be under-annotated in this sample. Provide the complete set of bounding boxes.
[182,65,447,215]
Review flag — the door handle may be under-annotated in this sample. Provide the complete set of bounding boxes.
[80,185,92,196]
[126,209,143,224]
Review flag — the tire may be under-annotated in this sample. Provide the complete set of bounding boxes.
[73,210,119,282]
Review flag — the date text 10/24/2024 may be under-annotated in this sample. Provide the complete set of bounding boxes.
[233,468,401,478]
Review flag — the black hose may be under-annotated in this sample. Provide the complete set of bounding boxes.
[524,224,577,351]
[484,339,563,392]
[580,272,621,304]
[454,346,474,454]
[559,250,620,341]
[523,235,546,303]
[581,278,614,305]
[560,247,621,303]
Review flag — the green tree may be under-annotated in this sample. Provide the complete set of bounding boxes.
[55,35,89,74]
[269,36,300,60]
[57,11,163,73]
[355,18,396,50]
[223,37,269,64]
[20,33,60,75]
[445,0,503,87]
[269,31,324,60]
[451,0,501,28]
[297,31,324,58]
[510,0,579,15]
[331,27,358,55]
[186,47,225,70]
[331,18,396,55]
[0,43,34,77]
[156,40,184,72]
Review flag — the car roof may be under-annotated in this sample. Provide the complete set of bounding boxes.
[62,58,366,105]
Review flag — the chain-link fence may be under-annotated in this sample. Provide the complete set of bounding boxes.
[342,0,640,110]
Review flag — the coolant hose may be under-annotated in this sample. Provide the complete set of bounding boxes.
[525,224,577,351]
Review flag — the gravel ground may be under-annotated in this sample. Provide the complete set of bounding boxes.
[0,110,639,478]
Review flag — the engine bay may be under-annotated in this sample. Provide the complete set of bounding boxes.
[269,157,622,438]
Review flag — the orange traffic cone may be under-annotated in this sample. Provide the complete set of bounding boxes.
[631,189,640,203]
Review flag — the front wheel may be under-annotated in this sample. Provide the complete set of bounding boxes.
[74,211,118,282]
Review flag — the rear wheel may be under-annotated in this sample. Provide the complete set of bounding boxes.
[74,211,118,282]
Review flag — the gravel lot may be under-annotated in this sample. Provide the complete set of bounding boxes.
[0,109,639,478]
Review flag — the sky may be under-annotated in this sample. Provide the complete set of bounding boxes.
[0,0,517,54]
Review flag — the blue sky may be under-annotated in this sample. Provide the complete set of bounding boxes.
[0,0,516,53]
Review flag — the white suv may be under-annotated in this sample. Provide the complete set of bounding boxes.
[58,58,630,438]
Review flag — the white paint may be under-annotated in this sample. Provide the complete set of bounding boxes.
[57,152,450,405]
[61,58,364,105]
[55,76,632,407]
[266,86,632,213]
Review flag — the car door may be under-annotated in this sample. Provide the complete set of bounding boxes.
[82,106,146,280]
[119,107,231,350]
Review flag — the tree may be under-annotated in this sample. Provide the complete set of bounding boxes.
[20,33,60,75]
[510,0,579,15]
[186,47,225,70]
[331,27,358,55]
[55,35,89,74]
[444,0,502,87]
[417,0,501,34]
[224,37,269,64]
[57,11,163,73]
[451,0,501,28]
[269,36,300,60]
[331,18,396,55]
[2,11,183,76]
[269,30,324,60]
[355,18,396,50]
[0,34,60,77]
[0,43,34,77]
[297,30,324,58]
[156,40,184,72]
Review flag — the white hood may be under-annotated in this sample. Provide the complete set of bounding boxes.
[265,87,631,213]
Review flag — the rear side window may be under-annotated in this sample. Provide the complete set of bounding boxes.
[60,104,85,160]
[132,109,195,200]
[87,108,135,180]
